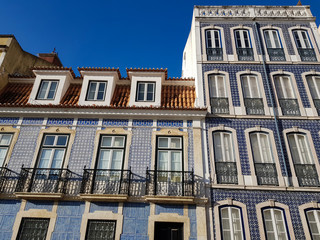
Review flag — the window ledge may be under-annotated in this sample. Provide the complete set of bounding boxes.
[145,195,195,204]
[211,184,320,192]
[15,192,63,200]
[79,194,128,202]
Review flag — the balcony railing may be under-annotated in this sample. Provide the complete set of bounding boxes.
[80,169,131,195]
[15,168,78,194]
[210,97,229,114]
[298,48,317,62]
[0,167,19,194]
[207,48,223,61]
[255,163,278,185]
[267,48,285,61]
[215,162,238,184]
[279,98,300,116]
[146,169,194,197]
[244,98,264,115]
[294,164,320,187]
[236,48,254,61]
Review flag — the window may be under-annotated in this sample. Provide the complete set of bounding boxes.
[293,30,316,62]
[306,209,320,239]
[36,80,58,100]
[274,75,300,116]
[306,75,320,113]
[234,29,254,61]
[17,218,50,240]
[213,131,237,184]
[264,29,285,61]
[287,133,319,187]
[136,82,155,101]
[241,75,264,115]
[0,133,13,167]
[220,206,244,240]
[209,74,229,114]
[206,29,223,61]
[86,81,107,101]
[157,136,182,172]
[85,220,116,240]
[262,208,289,240]
[250,132,278,185]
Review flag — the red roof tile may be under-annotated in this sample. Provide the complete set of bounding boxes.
[60,84,81,105]
[0,83,32,105]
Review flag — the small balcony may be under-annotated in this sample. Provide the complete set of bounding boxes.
[298,48,317,62]
[145,169,194,201]
[215,162,238,184]
[278,98,300,116]
[207,48,223,61]
[15,168,79,199]
[255,163,278,186]
[210,97,229,114]
[0,167,19,194]
[236,48,254,61]
[244,98,264,115]
[80,169,131,201]
[267,48,285,61]
[294,164,320,187]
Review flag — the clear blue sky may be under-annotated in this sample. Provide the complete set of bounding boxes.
[1,0,320,78]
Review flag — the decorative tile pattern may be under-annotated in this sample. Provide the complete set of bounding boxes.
[22,118,44,125]
[0,200,21,240]
[90,202,118,214]
[157,120,183,128]
[102,119,129,127]
[187,120,193,127]
[155,204,184,216]
[77,118,99,126]
[25,200,54,211]
[132,119,153,127]
[188,128,195,171]
[0,117,19,125]
[189,205,197,240]
[47,118,74,126]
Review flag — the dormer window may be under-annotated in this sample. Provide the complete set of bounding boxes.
[86,81,107,101]
[37,80,58,100]
[136,82,155,102]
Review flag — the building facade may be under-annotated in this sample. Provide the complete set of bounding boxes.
[182,4,320,240]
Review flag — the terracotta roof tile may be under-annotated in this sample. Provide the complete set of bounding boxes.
[32,66,76,78]
[0,83,32,104]
[126,68,168,79]
[78,67,121,78]
[161,85,195,108]
[110,85,130,107]
[60,84,81,105]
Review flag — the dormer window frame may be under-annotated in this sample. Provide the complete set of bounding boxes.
[86,80,108,101]
[36,80,59,100]
[136,81,156,102]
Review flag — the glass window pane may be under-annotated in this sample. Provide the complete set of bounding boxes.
[38,81,49,99]
[213,133,223,162]
[87,82,97,100]
[307,76,320,99]
[170,138,181,149]
[18,218,50,240]
[158,151,168,170]
[137,83,145,100]
[56,136,68,146]
[51,149,64,168]
[44,136,55,146]
[251,133,262,163]
[114,137,124,147]
[98,150,110,169]
[0,148,8,166]
[101,137,112,147]
[0,134,12,145]
[206,30,212,48]
[111,150,123,169]
[294,31,302,48]
[38,149,52,168]
[288,134,301,164]
[85,220,116,240]
[147,83,154,101]
[47,82,57,99]
[214,30,220,48]
[171,152,182,171]
[158,138,169,148]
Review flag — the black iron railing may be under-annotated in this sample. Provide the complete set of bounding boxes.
[210,97,229,114]
[298,48,317,62]
[215,162,238,184]
[244,98,264,115]
[295,164,320,187]
[236,48,254,61]
[279,98,300,116]
[0,167,19,194]
[267,48,285,61]
[146,169,194,196]
[255,163,278,185]
[207,48,223,61]
[15,168,78,194]
[80,169,131,195]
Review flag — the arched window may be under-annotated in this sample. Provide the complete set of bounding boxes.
[293,29,316,62]
[241,74,264,115]
[306,75,320,114]
[234,29,254,61]
[206,29,222,61]
[264,29,285,61]
[306,209,320,239]
[209,74,229,114]
[220,206,244,240]
[262,208,289,240]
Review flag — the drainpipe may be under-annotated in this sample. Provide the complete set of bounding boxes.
[253,22,290,185]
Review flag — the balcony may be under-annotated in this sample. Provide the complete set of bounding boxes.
[80,169,131,201]
[267,48,285,61]
[279,98,300,116]
[207,48,223,61]
[145,169,194,203]
[210,97,229,114]
[244,98,264,115]
[255,163,278,186]
[215,162,238,184]
[15,168,79,199]
[0,167,19,194]
[298,48,317,62]
[294,164,320,187]
[236,48,254,61]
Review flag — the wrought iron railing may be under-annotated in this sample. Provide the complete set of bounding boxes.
[210,97,229,114]
[0,167,19,194]
[215,162,238,184]
[146,169,194,196]
[298,48,317,62]
[278,98,300,116]
[236,48,254,61]
[15,168,78,194]
[244,98,264,115]
[294,164,320,187]
[267,48,285,61]
[80,169,131,195]
[207,48,223,61]
[255,163,278,185]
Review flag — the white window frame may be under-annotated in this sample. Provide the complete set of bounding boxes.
[212,131,234,163]
[302,72,320,116]
[262,208,289,240]
[234,29,252,49]
[201,25,227,61]
[0,133,13,167]
[86,81,107,101]
[220,206,244,240]
[250,132,274,164]
[36,80,59,100]
[264,29,282,49]
[293,30,312,49]
[241,74,261,98]
[136,82,156,102]
[206,29,221,49]
[299,202,320,240]
[209,74,227,98]
[306,209,320,239]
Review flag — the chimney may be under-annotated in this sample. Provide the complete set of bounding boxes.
[38,52,63,67]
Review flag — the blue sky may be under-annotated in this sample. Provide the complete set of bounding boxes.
[2,0,320,77]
